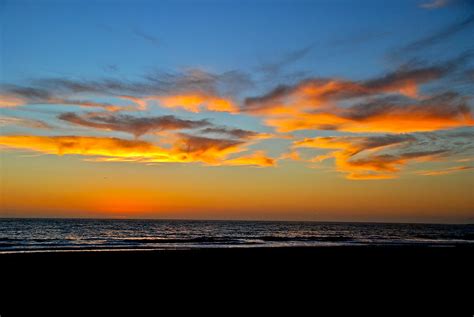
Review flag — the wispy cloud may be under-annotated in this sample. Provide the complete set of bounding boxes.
[0,68,252,113]
[132,27,160,47]
[198,126,263,140]
[0,115,50,129]
[0,85,127,111]
[420,0,454,9]
[257,45,313,79]
[417,165,474,175]
[395,13,474,56]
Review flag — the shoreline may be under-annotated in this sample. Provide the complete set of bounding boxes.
[2,243,473,259]
[1,242,473,255]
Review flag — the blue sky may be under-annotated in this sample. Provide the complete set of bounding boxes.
[2,0,472,82]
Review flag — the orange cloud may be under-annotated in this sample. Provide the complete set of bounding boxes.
[0,135,275,167]
[118,93,237,113]
[261,92,474,133]
[243,67,443,115]
[0,135,173,161]
[265,106,474,133]
[265,112,347,133]
[221,150,275,167]
[171,133,245,163]
[243,61,471,134]
[157,93,237,113]
[244,80,359,115]
[293,135,447,180]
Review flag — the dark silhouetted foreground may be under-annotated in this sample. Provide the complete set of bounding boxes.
[1,246,473,315]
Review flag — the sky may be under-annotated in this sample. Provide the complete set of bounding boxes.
[1,0,474,223]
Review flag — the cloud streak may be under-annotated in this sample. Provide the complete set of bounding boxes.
[0,68,251,113]
[58,113,211,138]
[420,0,454,9]
[417,165,474,175]
[198,127,261,140]
[396,13,474,55]
[0,116,50,129]
[257,45,313,79]
[0,85,126,111]
[132,28,160,47]
[0,135,275,167]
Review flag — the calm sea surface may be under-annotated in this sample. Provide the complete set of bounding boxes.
[0,218,473,253]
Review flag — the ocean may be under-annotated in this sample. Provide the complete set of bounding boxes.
[0,218,473,253]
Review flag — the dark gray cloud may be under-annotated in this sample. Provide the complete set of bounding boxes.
[244,84,295,110]
[2,85,52,101]
[3,69,253,102]
[175,133,244,154]
[0,84,122,110]
[0,68,254,114]
[406,130,474,155]
[32,77,148,96]
[58,110,265,141]
[353,134,417,152]
[144,69,254,96]
[59,113,211,138]
[363,65,447,90]
[199,127,260,140]
[344,92,471,122]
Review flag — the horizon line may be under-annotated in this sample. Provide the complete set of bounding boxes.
[0,216,472,226]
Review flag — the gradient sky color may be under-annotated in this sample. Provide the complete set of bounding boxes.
[1,0,474,223]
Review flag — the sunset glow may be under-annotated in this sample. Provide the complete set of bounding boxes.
[1,0,473,223]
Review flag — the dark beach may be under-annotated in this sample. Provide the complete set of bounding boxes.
[1,245,473,314]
